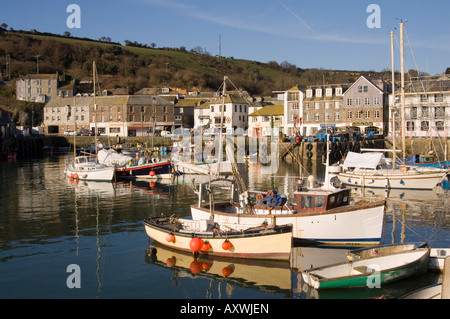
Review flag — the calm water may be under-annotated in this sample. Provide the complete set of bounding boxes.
[0,155,449,299]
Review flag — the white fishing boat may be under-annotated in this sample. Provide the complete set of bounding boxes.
[144,216,293,261]
[190,141,386,246]
[337,151,447,190]
[65,155,115,181]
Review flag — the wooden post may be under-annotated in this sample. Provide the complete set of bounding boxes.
[442,256,450,299]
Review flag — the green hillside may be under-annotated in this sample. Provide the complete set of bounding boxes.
[0,29,387,95]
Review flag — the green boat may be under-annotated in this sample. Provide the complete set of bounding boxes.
[301,247,430,289]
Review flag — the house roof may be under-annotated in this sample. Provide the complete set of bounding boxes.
[249,104,284,116]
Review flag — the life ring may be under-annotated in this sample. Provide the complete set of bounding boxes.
[306,151,313,158]
[266,190,274,197]
[256,194,265,202]
[226,117,231,124]
[306,143,313,151]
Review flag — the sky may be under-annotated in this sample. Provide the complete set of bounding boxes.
[1,0,449,76]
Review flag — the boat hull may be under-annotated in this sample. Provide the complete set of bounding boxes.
[116,161,173,179]
[338,169,447,190]
[302,248,430,289]
[144,218,293,261]
[65,166,115,182]
[190,201,385,246]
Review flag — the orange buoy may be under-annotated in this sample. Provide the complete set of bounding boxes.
[222,265,234,277]
[166,233,175,243]
[166,257,176,267]
[189,260,203,274]
[201,262,212,271]
[256,194,265,202]
[73,173,79,179]
[201,241,212,251]
[222,239,232,250]
[189,237,204,252]
[149,171,155,176]
[69,173,74,179]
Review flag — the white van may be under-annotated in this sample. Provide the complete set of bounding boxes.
[161,131,172,137]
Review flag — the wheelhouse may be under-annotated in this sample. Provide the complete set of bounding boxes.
[295,188,351,213]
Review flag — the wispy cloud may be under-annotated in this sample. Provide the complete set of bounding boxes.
[141,0,387,46]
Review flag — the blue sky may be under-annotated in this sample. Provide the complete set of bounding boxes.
[1,0,449,75]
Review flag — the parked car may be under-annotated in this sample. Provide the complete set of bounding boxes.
[161,131,172,137]
[79,129,92,136]
[63,130,78,136]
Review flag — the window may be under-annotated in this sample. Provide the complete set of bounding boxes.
[374,110,380,119]
[334,112,340,120]
[374,97,380,104]
[314,102,320,110]
[421,106,429,117]
[365,97,370,105]
[410,107,417,119]
[315,196,325,208]
[347,111,352,119]
[326,88,332,96]
[356,110,362,119]
[211,105,214,112]
[301,196,313,209]
[365,110,370,119]
[420,94,428,102]
[335,101,340,109]
[325,113,330,121]
[325,102,330,109]
[306,89,313,98]
[336,87,342,95]
[356,98,361,105]
[346,98,352,106]
[314,113,320,121]
[435,106,445,118]
[358,85,368,93]
[421,121,429,131]
[435,94,444,102]
[406,121,415,131]
[436,121,444,131]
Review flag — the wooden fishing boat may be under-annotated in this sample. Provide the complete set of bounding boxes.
[144,216,293,261]
[190,143,386,246]
[400,283,442,299]
[301,247,430,289]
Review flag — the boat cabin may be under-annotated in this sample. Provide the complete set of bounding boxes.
[295,188,350,213]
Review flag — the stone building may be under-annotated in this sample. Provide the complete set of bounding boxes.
[16,73,75,103]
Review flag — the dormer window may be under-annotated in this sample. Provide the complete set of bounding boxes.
[315,88,322,97]
[336,87,342,96]
[306,89,313,98]
[326,88,332,97]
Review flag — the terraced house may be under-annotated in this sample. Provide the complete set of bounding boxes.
[43,95,174,137]
[392,75,450,139]
[16,73,75,102]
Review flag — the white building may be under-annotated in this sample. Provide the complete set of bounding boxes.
[390,75,450,139]
[273,85,304,137]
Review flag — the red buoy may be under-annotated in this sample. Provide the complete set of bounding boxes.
[166,233,175,243]
[189,237,204,252]
[69,173,74,179]
[73,173,79,179]
[189,260,203,274]
[149,171,155,176]
[201,241,212,251]
[222,239,232,250]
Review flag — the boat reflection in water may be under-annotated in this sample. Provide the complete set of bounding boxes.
[144,242,292,298]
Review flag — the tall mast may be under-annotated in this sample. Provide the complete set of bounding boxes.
[93,61,97,157]
[400,21,406,164]
[390,30,396,169]
[218,76,227,164]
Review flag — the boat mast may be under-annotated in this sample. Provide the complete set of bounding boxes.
[218,76,227,164]
[400,21,406,164]
[390,30,396,169]
[73,96,76,158]
[93,61,98,158]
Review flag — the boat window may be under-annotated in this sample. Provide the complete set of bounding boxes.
[342,194,349,204]
[315,196,325,208]
[337,193,343,204]
[301,196,313,209]
[329,195,335,205]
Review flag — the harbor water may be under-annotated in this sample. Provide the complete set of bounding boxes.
[0,155,449,299]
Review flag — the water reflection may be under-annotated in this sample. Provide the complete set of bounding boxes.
[0,155,449,299]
